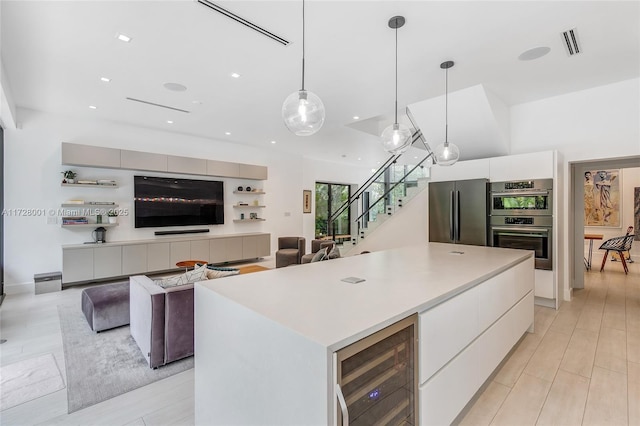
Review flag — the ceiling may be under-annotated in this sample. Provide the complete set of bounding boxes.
[2,1,639,168]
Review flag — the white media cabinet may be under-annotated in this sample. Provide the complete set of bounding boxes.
[61,233,270,286]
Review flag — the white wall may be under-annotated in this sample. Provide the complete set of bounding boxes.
[510,77,640,301]
[3,109,308,290]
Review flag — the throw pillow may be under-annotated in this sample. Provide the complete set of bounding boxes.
[155,263,209,288]
[326,245,341,260]
[205,268,240,279]
[310,247,328,263]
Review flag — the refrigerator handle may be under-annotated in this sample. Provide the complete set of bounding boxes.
[450,191,455,241]
[336,383,349,426]
[455,190,461,241]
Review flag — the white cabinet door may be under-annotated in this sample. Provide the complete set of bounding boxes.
[419,340,479,426]
[419,286,479,383]
[94,246,122,279]
[255,234,271,257]
[62,248,94,283]
[147,243,171,272]
[535,269,555,299]
[170,241,191,266]
[429,158,490,182]
[207,160,239,178]
[210,237,243,263]
[167,155,207,175]
[238,163,268,180]
[121,150,167,172]
[122,244,148,275]
[489,151,554,181]
[61,142,121,168]
[191,240,210,262]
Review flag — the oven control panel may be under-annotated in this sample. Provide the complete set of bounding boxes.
[504,217,534,225]
[504,181,534,190]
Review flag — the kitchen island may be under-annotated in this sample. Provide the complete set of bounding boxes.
[195,243,534,425]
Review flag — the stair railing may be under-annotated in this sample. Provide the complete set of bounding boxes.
[327,106,433,243]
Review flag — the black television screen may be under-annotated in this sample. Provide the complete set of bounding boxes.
[134,176,224,228]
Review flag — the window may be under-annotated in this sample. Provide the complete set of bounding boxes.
[315,182,350,239]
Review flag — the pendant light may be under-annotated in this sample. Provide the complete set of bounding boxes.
[380,16,412,154]
[433,61,460,166]
[282,0,325,136]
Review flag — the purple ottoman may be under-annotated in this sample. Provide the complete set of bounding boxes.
[81,282,130,332]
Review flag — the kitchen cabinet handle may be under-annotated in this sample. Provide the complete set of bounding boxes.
[455,190,461,241]
[450,191,455,241]
[336,384,349,426]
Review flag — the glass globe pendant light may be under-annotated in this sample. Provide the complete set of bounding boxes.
[282,0,325,136]
[381,16,412,155]
[433,61,460,166]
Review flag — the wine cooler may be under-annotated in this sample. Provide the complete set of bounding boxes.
[335,315,418,425]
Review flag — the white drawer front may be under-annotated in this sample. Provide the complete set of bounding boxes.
[419,286,478,384]
[419,339,479,426]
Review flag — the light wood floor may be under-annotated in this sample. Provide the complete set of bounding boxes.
[0,258,637,425]
[458,259,640,426]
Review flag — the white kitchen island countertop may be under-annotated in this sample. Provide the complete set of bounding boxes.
[198,242,533,351]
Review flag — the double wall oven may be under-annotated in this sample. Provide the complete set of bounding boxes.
[489,179,553,270]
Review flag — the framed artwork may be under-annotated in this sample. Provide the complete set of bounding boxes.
[303,190,312,214]
[635,187,640,240]
[584,169,621,227]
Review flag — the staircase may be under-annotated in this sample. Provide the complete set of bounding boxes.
[325,107,435,255]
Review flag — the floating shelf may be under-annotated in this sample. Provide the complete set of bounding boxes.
[61,183,118,188]
[61,223,119,228]
[233,191,265,195]
[233,219,266,223]
[233,205,266,208]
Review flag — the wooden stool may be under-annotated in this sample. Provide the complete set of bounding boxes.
[175,260,208,271]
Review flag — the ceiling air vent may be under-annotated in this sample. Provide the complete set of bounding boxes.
[197,0,290,46]
[562,28,581,56]
[125,97,190,114]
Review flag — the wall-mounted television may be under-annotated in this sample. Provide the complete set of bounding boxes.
[134,176,224,228]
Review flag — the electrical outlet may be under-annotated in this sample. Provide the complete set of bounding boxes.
[284,212,291,217]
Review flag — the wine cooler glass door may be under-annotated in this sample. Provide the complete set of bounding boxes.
[336,315,418,425]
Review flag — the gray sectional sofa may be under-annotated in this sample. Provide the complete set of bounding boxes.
[129,275,194,369]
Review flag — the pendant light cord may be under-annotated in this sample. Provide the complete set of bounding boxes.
[301,0,306,91]
[444,65,448,145]
[394,21,398,125]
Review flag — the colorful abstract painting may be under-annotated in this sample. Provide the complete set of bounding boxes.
[584,169,621,227]
[635,187,640,240]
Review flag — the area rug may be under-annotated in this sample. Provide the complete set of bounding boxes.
[0,353,65,411]
[57,304,193,413]
[238,264,270,274]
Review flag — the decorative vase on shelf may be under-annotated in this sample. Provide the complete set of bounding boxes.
[67,179,75,184]
[108,216,117,224]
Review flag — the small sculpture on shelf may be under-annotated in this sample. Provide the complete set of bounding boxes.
[61,170,77,184]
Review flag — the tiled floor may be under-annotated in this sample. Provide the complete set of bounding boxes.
[459,260,640,426]
[1,257,637,425]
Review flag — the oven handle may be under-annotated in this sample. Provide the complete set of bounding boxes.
[491,191,549,197]
[491,227,549,236]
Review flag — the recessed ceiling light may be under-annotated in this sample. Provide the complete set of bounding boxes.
[358,157,362,161]
[371,168,376,172]
[518,46,551,61]
[225,132,231,135]
[231,73,241,79]
[88,105,97,109]
[100,77,111,82]
[353,116,360,120]
[192,100,203,105]
[270,140,276,144]
[116,33,131,43]
[414,156,418,159]
[163,82,187,92]
[377,161,381,164]
[167,120,174,124]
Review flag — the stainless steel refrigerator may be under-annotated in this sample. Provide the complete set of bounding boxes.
[428,178,489,246]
